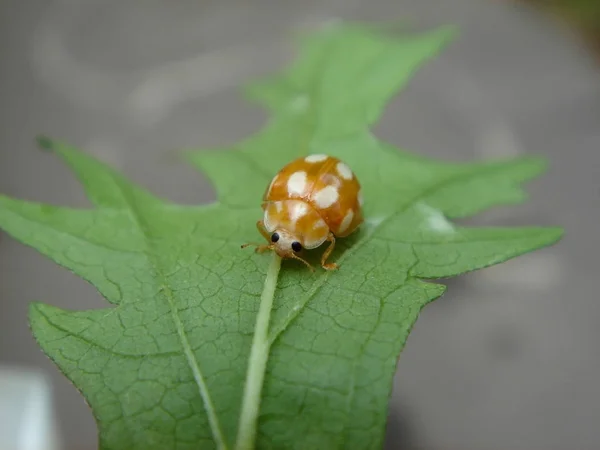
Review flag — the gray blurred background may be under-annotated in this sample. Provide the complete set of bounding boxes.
[0,0,598,449]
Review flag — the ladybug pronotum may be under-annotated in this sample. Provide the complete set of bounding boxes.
[242,154,364,271]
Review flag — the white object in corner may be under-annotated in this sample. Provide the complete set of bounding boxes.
[0,366,62,450]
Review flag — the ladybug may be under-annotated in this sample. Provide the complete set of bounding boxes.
[242,154,364,271]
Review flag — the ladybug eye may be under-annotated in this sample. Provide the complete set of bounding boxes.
[291,241,302,252]
[271,232,279,243]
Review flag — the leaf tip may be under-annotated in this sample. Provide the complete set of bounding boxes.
[415,24,460,57]
[518,226,565,251]
[27,301,46,325]
[423,281,447,302]
[434,24,460,41]
[544,226,565,244]
[180,148,198,164]
[523,155,550,174]
[36,135,55,152]
[27,302,47,343]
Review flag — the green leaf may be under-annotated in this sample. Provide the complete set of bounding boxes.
[0,23,562,450]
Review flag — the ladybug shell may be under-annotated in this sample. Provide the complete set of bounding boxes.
[262,154,364,240]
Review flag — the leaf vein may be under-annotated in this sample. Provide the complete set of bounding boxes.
[115,185,229,450]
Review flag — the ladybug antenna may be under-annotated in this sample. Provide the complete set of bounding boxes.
[241,242,273,253]
[289,253,315,272]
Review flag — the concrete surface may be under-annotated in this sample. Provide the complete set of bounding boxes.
[0,0,598,449]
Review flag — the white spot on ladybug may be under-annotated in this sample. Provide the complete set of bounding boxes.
[336,162,353,180]
[321,173,341,188]
[314,185,339,209]
[275,201,283,213]
[287,171,307,196]
[313,218,327,230]
[289,201,309,224]
[339,209,354,233]
[305,154,328,163]
[357,189,364,207]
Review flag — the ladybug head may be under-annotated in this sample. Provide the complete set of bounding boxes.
[267,229,313,271]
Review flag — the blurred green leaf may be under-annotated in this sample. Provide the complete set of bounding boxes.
[0,23,561,450]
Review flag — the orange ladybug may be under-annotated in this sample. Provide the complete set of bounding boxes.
[242,154,364,271]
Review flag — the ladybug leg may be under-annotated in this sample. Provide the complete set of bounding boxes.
[320,232,339,271]
[241,220,273,253]
[254,220,273,253]
[289,253,315,272]
[256,220,271,241]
